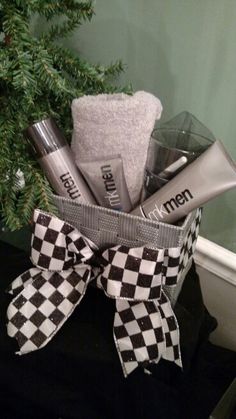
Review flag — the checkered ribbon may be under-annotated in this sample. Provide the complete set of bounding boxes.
[6,209,182,377]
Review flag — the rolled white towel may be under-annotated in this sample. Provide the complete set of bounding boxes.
[71,91,163,206]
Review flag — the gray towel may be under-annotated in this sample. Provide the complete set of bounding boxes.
[71,91,162,207]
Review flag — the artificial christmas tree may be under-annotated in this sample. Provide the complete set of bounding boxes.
[0,0,128,230]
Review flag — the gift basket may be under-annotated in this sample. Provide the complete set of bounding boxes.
[52,195,202,303]
[6,94,236,377]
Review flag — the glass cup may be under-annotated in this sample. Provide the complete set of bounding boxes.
[142,128,214,200]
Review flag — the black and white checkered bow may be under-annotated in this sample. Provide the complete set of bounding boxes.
[6,209,182,377]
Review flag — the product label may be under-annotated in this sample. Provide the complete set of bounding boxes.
[101,164,121,209]
[147,188,193,221]
[60,172,81,200]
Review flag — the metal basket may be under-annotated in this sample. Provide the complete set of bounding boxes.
[53,195,202,304]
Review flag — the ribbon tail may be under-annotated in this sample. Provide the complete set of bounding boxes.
[114,300,166,377]
[7,266,91,355]
[157,291,182,368]
[6,268,41,296]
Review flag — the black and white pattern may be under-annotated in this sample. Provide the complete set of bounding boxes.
[114,292,181,377]
[158,292,181,364]
[7,267,42,297]
[95,244,182,375]
[30,210,95,271]
[6,208,200,377]
[162,247,181,287]
[7,209,94,354]
[7,268,91,353]
[178,207,202,277]
[99,245,166,301]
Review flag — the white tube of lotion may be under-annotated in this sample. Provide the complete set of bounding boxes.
[131,140,236,224]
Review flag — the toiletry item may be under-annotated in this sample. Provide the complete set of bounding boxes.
[24,117,96,204]
[78,155,132,212]
[71,91,163,206]
[131,140,236,224]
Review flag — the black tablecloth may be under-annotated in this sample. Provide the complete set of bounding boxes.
[0,241,236,419]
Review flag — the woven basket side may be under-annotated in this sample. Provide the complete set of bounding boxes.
[53,195,202,306]
[164,207,202,304]
[53,195,197,250]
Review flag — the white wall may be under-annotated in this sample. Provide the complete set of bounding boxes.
[195,237,236,351]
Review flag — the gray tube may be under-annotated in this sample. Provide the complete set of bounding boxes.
[131,140,236,224]
[24,118,96,204]
[78,155,132,212]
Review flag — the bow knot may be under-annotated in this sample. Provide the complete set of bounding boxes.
[6,209,182,377]
[99,245,165,301]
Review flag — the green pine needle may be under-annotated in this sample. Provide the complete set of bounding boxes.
[0,1,131,231]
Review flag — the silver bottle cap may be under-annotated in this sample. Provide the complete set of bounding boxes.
[24,117,67,158]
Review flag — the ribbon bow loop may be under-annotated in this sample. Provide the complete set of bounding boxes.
[6,209,182,377]
[31,210,94,271]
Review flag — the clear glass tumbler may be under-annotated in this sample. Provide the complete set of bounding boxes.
[142,128,214,200]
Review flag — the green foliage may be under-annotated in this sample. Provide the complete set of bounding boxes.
[0,0,130,230]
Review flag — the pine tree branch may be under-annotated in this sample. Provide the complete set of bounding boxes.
[0,1,128,230]
[49,45,126,92]
[1,6,29,41]
[32,170,58,215]
[31,1,94,20]
[42,14,83,42]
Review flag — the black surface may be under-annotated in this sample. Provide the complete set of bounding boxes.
[0,241,236,419]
